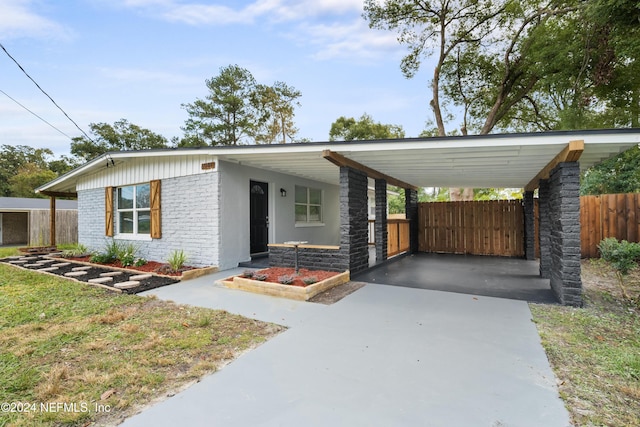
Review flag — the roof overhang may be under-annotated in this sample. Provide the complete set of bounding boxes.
[36,129,640,194]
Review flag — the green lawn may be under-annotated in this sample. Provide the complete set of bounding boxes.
[2,247,639,426]
[531,260,640,427]
[0,252,283,426]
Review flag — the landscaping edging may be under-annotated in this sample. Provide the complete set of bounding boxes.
[50,256,218,281]
[219,270,350,301]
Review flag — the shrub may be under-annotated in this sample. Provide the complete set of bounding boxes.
[598,237,640,300]
[302,276,318,285]
[278,275,295,285]
[102,239,123,261]
[252,273,268,281]
[242,270,254,278]
[167,250,187,272]
[61,244,88,258]
[90,252,115,264]
[115,243,139,267]
[134,258,147,267]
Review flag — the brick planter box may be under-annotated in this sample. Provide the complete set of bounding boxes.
[219,270,350,301]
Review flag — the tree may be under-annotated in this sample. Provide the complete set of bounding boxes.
[329,113,405,141]
[364,0,508,136]
[0,145,53,197]
[182,66,303,146]
[182,65,259,146]
[253,82,302,144]
[8,163,57,198]
[581,146,640,195]
[71,119,169,162]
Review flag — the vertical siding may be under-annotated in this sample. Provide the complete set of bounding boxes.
[77,155,218,191]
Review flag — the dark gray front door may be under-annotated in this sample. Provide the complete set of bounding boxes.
[250,180,269,254]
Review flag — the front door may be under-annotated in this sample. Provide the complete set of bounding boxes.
[250,181,269,255]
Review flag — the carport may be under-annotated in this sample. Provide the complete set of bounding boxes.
[353,252,558,304]
[212,128,640,306]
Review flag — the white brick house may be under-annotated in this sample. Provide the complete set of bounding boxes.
[37,129,640,305]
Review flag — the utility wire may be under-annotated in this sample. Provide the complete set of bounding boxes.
[0,88,73,140]
[0,42,94,142]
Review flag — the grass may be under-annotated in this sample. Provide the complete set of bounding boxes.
[530,259,640,427]
[0,256,283,426]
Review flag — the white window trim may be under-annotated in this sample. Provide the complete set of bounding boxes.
[116,183,151,237]
[295,185,324,226]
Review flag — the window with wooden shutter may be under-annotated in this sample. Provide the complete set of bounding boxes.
[150,180,161,239]
[105,187,114,236]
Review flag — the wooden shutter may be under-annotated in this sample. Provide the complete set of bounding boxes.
[105,187,114,237]
[150,180,161,239]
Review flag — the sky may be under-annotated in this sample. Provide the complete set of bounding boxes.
[0,0,436,158]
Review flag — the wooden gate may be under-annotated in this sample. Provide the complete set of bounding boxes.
[418,200,524,256]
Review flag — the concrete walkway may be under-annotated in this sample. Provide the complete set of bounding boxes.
[123,270,571,427]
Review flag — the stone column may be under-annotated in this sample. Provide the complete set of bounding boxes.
[405,188,419,254]
[339,166,369,274]
[538,179,551,279]
[549,162,582,306]
[523,191,535,260]
[375,178,388,263]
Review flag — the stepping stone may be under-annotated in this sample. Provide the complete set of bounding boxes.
[114,281,140,290]
[129,273,152,281]
[88,277,113,284]
[72,266,93,271]
[20,257,39,261]
[37,259,56,264]
[100,271,123,277]
[64,271,87,277]
[51,263,70,267]
[38,267,59,272]
[9,260,27,264]
[24,263,41,267]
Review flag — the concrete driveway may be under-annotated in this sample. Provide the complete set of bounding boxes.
[121,269,571,427]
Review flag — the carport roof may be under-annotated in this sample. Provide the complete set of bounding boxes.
[37,128,640,194]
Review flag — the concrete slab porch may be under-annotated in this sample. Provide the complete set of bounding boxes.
[355,252,558,304]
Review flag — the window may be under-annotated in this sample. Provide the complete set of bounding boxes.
[295,185,322,224]
[117,183,151,235]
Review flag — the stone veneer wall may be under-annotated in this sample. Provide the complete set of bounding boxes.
[548,162,582,306]
[405,188,419,253]
[523,191,535,260]
[268,246,347,272]
[78,172,220,267]
[538,178,551,279]
[375,178,388,263]
[339,166,369,274]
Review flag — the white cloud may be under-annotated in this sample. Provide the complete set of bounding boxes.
[118,0,364,25]
[299,19,401,62]
[0,0,72,40]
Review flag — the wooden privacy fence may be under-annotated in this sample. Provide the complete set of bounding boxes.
[29,209,78,246]
[580,193,640,258]
[418,200,524,257]
[367,219,411,256]
[388,219,410,256]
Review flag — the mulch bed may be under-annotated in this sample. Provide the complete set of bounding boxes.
[0,255,179,294]
[243,267,339,287]
[66,255,192,277]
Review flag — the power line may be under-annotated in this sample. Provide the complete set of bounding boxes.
[0,88,73,140]
[0,42,94,142]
